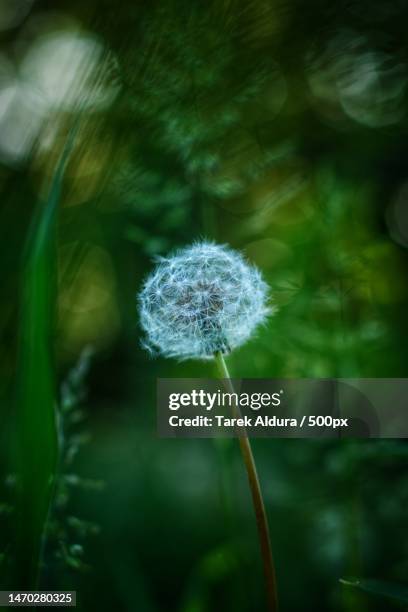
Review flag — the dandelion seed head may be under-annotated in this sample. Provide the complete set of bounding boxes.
[138,241,272,360]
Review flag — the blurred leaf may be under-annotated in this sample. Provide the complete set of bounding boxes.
[340,577,408,605]
[13,125,78,588]
[180,545,239,612]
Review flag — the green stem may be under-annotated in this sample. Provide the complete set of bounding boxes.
[214,352,278,612]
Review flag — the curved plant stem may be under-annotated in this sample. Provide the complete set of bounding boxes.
[214,351,278,612]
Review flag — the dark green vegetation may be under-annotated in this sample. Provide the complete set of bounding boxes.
[0,0,407,610]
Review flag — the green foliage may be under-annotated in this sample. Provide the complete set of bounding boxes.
[12,126,78,588]
[13,176,59,586]
[45,347,101,577]
[0,0,408,610]
[340,577,408,606]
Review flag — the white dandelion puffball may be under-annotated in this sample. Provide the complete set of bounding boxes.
[138,241,272,360]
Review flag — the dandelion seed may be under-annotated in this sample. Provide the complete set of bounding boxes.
[138,241,273,360]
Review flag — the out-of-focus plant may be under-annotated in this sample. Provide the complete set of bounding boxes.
[12,124,79,588]
[45,346,102,576]
[340,576,408,606]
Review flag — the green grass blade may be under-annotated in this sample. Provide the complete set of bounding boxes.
[340,577,408,605]
[13,128,77,588]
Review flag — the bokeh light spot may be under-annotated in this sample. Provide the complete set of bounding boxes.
[20,30,121,112]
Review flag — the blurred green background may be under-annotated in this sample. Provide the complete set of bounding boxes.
[1,0,408,610]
